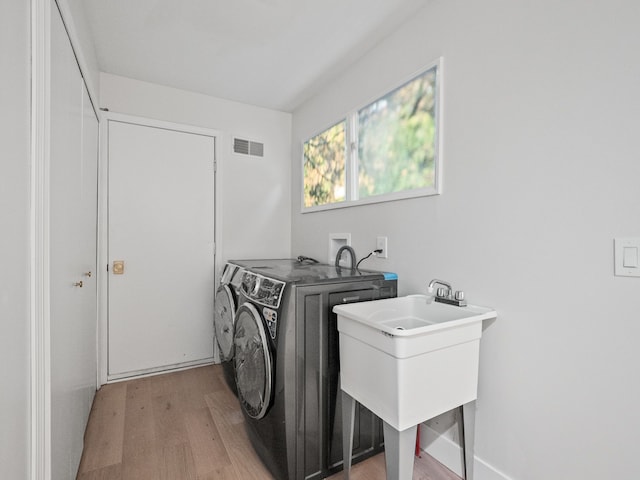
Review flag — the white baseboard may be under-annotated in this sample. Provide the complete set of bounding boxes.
[419,424,513,480]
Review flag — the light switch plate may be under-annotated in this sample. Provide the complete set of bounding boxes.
[614,238,640,277]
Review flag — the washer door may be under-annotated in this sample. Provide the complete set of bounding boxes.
[214,284,236,362]
[233,303,273,419]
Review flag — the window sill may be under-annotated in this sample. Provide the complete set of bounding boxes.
[301,186,440,214]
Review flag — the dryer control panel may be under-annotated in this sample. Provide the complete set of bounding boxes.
[263,307,278,339]
[241,271,286,309]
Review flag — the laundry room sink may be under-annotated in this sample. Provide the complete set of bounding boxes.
[334,294,496,431]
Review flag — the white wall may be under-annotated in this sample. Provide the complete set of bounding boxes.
[292,1,640,479]
[100,73,293,268]
[0,0,31,478]
[57,0,100,101]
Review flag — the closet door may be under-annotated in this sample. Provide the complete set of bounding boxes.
[49,4,98,479]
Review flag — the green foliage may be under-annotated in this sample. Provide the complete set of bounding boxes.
[358,69,436,198]
[303,121,346,207]
[302,66,437,208]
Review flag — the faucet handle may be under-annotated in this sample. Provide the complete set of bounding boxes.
[454,290,465,301]
[436,287,448,298]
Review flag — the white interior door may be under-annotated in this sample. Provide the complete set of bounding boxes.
[49,5,99,478]
[107,119,216,379]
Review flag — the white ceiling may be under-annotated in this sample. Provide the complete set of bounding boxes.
[81,0,430,112]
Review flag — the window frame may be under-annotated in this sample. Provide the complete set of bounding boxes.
[301,57,443,213]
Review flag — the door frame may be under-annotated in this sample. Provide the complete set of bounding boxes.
[97,112,222,385]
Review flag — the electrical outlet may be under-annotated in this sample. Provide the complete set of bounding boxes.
[376,236,388,259]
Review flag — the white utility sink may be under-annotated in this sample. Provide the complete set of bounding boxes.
[334,294,496,431]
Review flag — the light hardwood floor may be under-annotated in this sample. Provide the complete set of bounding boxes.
[77,365,461,480]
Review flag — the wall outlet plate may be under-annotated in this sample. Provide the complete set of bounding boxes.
[376,236,388,259]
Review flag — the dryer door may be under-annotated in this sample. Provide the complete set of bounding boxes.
[214,284,236,362]
[234,303,273,419]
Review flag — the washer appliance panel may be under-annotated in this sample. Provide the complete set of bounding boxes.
[229,259,398,480]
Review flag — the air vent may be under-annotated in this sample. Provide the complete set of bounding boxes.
[249,141,264,157]
[233,137,264,158]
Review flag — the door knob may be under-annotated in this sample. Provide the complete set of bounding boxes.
[73,280,83,288]
[112,261,125,275]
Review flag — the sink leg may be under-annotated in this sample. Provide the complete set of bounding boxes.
[461,401,476,480]
[342,391,356,479]
[382,422,417,480]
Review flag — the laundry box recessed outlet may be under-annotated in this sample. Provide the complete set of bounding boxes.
[329,233,351,265]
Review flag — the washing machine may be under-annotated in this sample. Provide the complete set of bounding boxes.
[213,261,245,394]
[232,259,398,480]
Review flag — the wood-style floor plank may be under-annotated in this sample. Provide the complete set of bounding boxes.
[152,391,190,448]
[78,382,127,472]
[120,377,159,480]
[184,407,232,478]
[205,390,273,480]
[179,365,225,411]
[77,463,122,480]
[77,365,461,480]
[326,450,460,480]
[158,443,196,480]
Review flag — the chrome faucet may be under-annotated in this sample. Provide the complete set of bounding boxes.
[428,278,467,307]
[335,245,357,269]
[428,278,452,295]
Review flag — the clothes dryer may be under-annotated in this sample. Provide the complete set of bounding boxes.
[231,259,397,480]
[213,261,245,394]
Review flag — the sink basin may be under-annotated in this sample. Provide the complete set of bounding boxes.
[334,294,496,430]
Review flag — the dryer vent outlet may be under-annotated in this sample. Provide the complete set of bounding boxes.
[233,137,264,158]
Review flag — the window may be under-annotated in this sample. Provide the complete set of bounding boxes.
[302,60,441,211]
[303,121,346,207]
